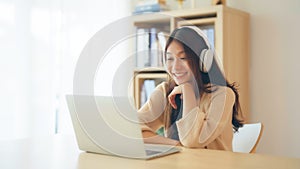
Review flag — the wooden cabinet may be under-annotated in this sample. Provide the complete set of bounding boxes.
[133,5,250,120]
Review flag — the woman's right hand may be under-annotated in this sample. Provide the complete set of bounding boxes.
[168,86,183,109]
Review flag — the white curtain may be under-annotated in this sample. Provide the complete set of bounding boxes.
[0,0,131,139]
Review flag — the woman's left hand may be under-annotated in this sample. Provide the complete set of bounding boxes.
[168,85,183,109]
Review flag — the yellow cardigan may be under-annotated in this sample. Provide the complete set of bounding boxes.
[138,82,236,151]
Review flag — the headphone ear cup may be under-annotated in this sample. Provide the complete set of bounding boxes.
[199,49,214,72]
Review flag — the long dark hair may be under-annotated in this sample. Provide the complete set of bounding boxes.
[164,27,244,132]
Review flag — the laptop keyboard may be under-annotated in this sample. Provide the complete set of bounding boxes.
[145,149,163,156]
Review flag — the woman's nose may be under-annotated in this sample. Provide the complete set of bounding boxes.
[172,58,183,71]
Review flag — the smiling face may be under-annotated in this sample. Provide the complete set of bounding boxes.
[165,40,194,85]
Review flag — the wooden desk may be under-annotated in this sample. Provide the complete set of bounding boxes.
[1,135,299,169]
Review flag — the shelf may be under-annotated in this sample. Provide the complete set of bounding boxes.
[132,6,250,119]
[134,70,167,109]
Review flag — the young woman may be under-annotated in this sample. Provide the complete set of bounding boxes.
[137,26,244,151]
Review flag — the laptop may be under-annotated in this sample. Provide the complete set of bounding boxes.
[66,95,181,160]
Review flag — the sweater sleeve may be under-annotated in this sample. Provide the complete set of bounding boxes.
[176,87,235,148]
[137,82,168,132]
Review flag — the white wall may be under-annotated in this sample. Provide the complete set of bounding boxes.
[0,0,60,139]
[226,0,300,158]
[57,0,132,134]
[0,0,132,139]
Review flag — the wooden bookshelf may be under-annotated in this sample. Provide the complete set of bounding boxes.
[132,5,250,120]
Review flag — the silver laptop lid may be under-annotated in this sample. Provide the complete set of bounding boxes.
[66,95,147,158]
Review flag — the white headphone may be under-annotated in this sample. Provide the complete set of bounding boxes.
[178,26,214,73]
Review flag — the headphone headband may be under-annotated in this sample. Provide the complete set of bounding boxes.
[179,26,212,50]
[178,26,214,72]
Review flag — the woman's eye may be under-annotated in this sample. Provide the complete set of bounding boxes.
[167,57,174,61]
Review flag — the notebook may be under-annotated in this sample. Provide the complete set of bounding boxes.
[66,95,181,160]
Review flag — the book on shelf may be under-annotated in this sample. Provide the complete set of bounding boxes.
[140,80,156,106]
[136,0,166,6]
[136,28,150,68]
[135,28,167,68]
[198,25,215,49]
[157,31,167,66]
[149,28,160,67]
[133,1,169,14]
